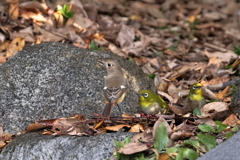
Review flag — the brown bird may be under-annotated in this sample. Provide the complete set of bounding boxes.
[98,60,128,117]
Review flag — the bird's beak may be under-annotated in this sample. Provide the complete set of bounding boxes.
[137,93,143,97]
[98,60,105,65]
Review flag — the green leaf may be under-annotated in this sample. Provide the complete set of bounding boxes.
[183,140,201,150]
[198,124,215,133]
[148,74,155,79]
[226,127,240,139]
[234,46,240,55]
[128,58,135,64]
[114,140,124,150]
[134,153,151,160]
[207,99,218,103]
[215,121,227,133]
[134,36,141,42]
[231,126,240,133]
[166,147,178,159]
[58,4,75,19]
[193,107,201,116]
[123,137,131,145]
[113,137,132,160]
[226,132,233,139]
[154,122,169,152]
[232,84,237,94]
[167,147,198,160]
[89,41,99,50]
[177,148,199,160]
[197,133,216,151]
[159,25,168,30]
[226,65,232,69]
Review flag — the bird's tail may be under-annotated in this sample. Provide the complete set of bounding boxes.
[101,102,115,117]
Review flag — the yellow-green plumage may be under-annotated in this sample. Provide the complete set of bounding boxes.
[184,83,206,111]
[188,83,205,101]
[138,90,169,115]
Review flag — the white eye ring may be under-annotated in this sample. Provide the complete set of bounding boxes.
[144,93,148,97]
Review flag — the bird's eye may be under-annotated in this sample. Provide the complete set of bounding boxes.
[108,63,112,66]
[192,86,196,89]
[144,93,148,97]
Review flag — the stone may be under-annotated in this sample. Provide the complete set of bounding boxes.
[0,42,154,134]
[197,131,240,160]
[0,131,135,160]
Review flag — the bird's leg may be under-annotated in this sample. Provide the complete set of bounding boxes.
[116,104,122,115]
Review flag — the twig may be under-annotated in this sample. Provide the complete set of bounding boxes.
[207,78,240,90]
[204,42,228,53]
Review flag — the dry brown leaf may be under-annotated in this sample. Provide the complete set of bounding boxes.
[116,25,135,48]
[199,102,229,118]
[0,41,10,52]
[167,83,189,103]
[208,56,222,67]
[202,87,218,99]
[132,130,153,143]
[26,123,47,132]
[156,77,169,92]
[176,121,196,131]
[170,131,194,140]
[142,61,156,74]
[6,37,25,58]
[215,86,230,99]
[153,116,172,139]
[19,1,48,11]
[129,123,144,132]
[222,114,240,127]
[203,50,237,63]
[169,63,201,80]
[7,0,19,20]
[195,118,216,126]
[158,91,173,104]
[94,120,104,130]
[54,11,64,28]
[20,9,46,22]
[33,24,65,42]
[108,43,127,58]
[118,142,149,155]
[0,140,6,149]
[52,117,96,136]
[103,124,131,132]
[10,27,36,43]
[159,152,172,160]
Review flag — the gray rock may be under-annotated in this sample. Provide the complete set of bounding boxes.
[0,42,154,134]
[197,131,240,160]
[0,131,135,160]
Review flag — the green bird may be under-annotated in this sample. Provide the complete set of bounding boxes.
[138,90,169,115]
[183,83,206,113]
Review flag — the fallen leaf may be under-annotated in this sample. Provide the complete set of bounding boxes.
[7,0,19,20]
[129,123,144,132]
[222,114,240,127]
[132,130,153,143]
[199,102,229,118]
[153,116,172,139]
[103,124,131,132]
[26,123,47,132]
[118,142,149,155]
[6,37,25,58]
[170,131,194,140]
[116,25,135,48]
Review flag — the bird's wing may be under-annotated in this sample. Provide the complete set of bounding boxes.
[104,85,127,103]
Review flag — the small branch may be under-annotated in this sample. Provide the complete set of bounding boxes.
[207,78,240,90]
